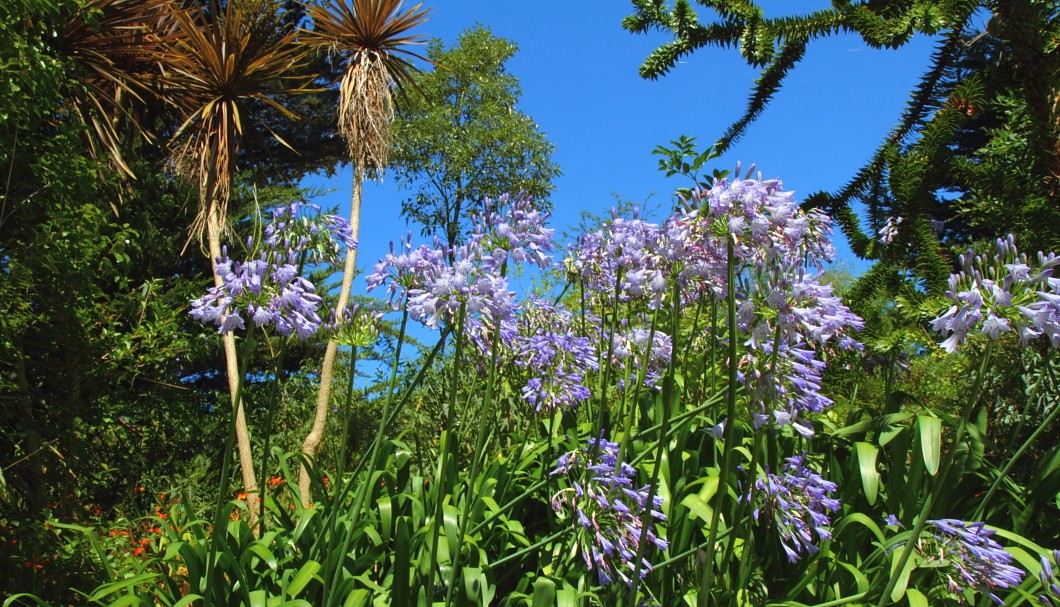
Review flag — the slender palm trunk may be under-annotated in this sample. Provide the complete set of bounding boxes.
[299,171,362,505]
[206,198,260,524]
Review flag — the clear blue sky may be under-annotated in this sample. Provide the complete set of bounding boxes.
[304,1,949,296]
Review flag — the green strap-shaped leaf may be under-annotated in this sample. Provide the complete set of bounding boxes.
[889,548,918,603]
[855,441,881,505]
[905,587,928,607]
[918,415,942,476]
[531,577,556,607]
[285,560,321,597]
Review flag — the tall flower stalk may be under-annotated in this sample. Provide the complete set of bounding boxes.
[299,0,430,505]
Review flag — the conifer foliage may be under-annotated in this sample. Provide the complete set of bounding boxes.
[625,0,1060,291]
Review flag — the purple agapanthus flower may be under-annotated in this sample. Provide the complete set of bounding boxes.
[509,299,599,412]
[474,193,555,270]
[1039,549,1060,607]
[369,195,556,336]
[931,234,1060,352]
[917,519,1025,604]
[551,432,668,587]
[749,453,840,562]
[566,212,668,307]
[190,246,323,338]
[263,201,357,264]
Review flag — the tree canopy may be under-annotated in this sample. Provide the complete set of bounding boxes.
[390,25,561,249]
[626,0,1060,292]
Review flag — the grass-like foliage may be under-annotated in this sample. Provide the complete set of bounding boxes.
[9,174,1060,607]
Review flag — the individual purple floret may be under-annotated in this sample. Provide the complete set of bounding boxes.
[750,453,840,563]
[931,234,1060,352]
[918,519,1026,604]
[551,432,668,587]
[1039,549,1060,607]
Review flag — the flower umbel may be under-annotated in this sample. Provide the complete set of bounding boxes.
[914,519,1026,605]
[931,234,1060,352]
[551,432,668,587]
[749,453,840,562]
[190,246,323,338]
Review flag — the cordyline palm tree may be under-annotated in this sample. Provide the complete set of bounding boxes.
[299,0,429,505]
[162,0,309,520]
[52,0,172,181]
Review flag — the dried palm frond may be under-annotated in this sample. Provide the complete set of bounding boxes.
[53,0,173,178]
[162,0,310,241]
[302,0,430,177]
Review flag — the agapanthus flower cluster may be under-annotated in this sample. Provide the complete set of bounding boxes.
[738,265,864,436]
[567,213,668,307]
[562,169,862,435]
[931,234,1060,352]
[364,233,515,334]
[368,196,559,341]
[912,519,1025,604]
[473,193,555,270]
[190,246,323,338]
[1039,549,1060,607]
[263,201,357,264]
[686,173,861,436]
[326,302,384,348]
[365,233,448,310]
[684,169,836,271]
[749,453,840,563]
[514,299,598,413]
[551,433,668,587]
[610,324,673,389]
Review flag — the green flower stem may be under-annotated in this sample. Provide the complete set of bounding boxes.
[592,268,624,444]
[257,336,289,533]
[617,304,660,465]
[734,429,764,590]
[625,277,681,607]
[972,388,1060,521]
[445,316,503,606]
[335,345,358,481]
[874,341,995,607]
[699,239,739,607]
[729,325,781,587]
[629,390,727,467]
[203,330,256,607]
[325,309,410,606]
[484,528,570,573]
[652,527,733,571]
[424,304,467,596]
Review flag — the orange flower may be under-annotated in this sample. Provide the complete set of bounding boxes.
[236,491,248,500]
[267,476,286,487]
[132,547,145,557]
[134,486,145,493]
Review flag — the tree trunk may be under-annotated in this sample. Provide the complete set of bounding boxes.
[299,172,362,506]
[206,199,260,524]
